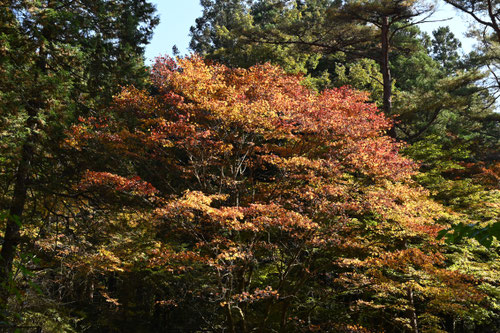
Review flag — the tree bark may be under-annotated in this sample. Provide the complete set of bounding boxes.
[381,16,396,137]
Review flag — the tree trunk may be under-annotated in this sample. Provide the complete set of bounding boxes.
[0,45,45,316]
[0,131,35,275]
[407,286,419,333]
[381,16,396,137]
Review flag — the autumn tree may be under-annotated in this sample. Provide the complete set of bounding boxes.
[189,0,498,168]
[61,56,496,332]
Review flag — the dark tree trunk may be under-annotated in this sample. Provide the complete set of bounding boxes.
[0,45,45,315]
[381,16,396,137]
[0,105,38,315]
[0,125,35,276]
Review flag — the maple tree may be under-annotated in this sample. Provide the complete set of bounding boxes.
[60,56,496,332]
[189,1,500,257]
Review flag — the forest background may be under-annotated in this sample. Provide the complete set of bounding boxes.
[0,0,499,332]
[144,0,474,60]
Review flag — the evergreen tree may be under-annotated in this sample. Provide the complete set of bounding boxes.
[0,0,158,320]
[431,26,463,72]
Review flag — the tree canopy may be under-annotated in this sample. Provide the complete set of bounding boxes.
[61,55,495,332]
[0,0,498,332]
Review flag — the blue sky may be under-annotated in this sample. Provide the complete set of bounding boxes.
[144,0,476,63]
[145,0,202,63]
